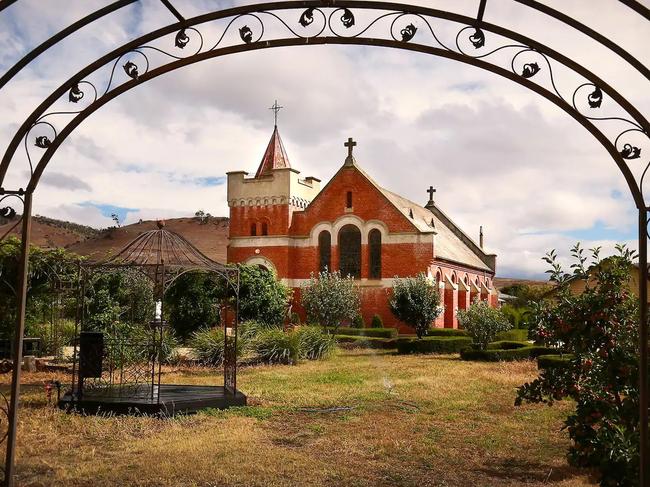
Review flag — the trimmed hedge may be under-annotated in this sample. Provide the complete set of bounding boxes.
[328,327,398,338]
[336,335,397,350]
[461,345,560,362]
[426,328,468,337]
[396,336,472,355]
[537,353,574,370]
[486,340,529,350]
[495,329,529,342]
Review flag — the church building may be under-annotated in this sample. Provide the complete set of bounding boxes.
[226,124,498,332]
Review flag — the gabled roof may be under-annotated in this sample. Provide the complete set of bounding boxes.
[346,160,494,272]
[255,126,291,177]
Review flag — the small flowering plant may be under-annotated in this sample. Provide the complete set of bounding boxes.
[516,244,641,486]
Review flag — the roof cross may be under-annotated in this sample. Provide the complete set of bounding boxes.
[269,100,283,126]
[427,186,436,202]
[344,137,357,157]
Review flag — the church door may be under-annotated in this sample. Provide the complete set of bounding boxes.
[338,225,361,279]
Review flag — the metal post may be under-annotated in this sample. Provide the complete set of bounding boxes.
[3,191,33,487]
[639,208,649,487]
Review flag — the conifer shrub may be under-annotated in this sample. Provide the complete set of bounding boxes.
[371,314,383,328]
[351,314,365,329]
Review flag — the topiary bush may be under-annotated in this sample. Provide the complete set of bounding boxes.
[251,328,300,365]
[396,336,472,355]
[370,314,383,328]
[426,328,468,337]
[457,300,511,350]
[295,326,336,360]
[351,314,365,329]
[460,345,558,362]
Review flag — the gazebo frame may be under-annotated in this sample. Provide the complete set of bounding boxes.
[60,225,245,414]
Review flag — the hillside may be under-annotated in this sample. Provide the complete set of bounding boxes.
[67,217,230,262]
[0,215,99,248]
[493,277,550,290]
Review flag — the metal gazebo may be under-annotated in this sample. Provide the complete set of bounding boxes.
[59,223,246,415]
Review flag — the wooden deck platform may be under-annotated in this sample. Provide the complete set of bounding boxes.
[58,384,247,415]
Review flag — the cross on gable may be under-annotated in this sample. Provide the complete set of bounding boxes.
[344,137,357,157]
[427,186,436,201]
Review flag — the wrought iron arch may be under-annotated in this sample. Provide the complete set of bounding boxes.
[0,1,649,486]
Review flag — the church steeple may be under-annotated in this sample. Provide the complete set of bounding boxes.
[255,100,291,178]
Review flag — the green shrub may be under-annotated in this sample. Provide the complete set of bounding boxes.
[486,340,528,350]
[251,328,299,364]
[165,273,221,340]
[495,329,529,342]
[457,300,511,350]
[351,314,365,329]
[461,345,559,362]
[295,326,336,360]
[389,274,442,339]
[426,328,468,337]
[396,336,472,355]
[290,312,301,325]
[336,335,397,350]
[537,354,574,370]
[301,271,360,331]
[328,327,397,338]
[370,314,383,328]
[190,327,226,365]
[236,264,292,326]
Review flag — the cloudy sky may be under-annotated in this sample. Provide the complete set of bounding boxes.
[0,0,648,278]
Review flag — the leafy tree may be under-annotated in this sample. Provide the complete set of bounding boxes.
[235,265,292,326]
[516,244,642,486]
[457,299,511,349]
[389,273,441,339]
[500,303,531,330]
[301,270,360,332]
[165,273,221,340]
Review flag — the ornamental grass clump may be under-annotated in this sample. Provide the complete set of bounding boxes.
[251,328,300,365]
[457,300,511,350]
[515,243,641,486]
[190,327,226,366]
[295,325,337,360]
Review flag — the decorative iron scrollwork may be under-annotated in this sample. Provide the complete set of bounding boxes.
[0,207,16,219]
[239,25,253,44]
[68,83,84,103]
[340,8,355,28]
[299,8,315,27]
[588,86,603,108]
[34,135,51,148]
[521,62,540,78]
[175,29,190,49]
[620,143,641,160]
[123,61,139,80]
[400,23,417,42]
[469,28,485,49]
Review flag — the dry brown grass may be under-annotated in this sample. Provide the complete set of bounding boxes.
[0,350,595,487]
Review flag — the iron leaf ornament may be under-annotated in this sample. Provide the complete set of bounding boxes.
[521,62,540,78]
[299,8,315,27]
[400,23,417,42]
[341,9,355,28]
[34,136,51,148]
[469,28,485,48]
[0,207,16,219]
[68,83,84,103]
[123,61,139,80]
[620,143,641,160]
[175,29,190,49]
[588,86,603,108]
[239,26,253,44]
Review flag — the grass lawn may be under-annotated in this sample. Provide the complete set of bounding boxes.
[1,350,594,487]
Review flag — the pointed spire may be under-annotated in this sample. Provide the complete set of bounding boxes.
[255,126,291,177]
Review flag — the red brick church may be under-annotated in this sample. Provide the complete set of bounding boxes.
[227,125,498,332]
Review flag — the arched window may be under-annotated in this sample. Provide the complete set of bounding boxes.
[250,222,257,236]
[261,222,268,236]
[318,230,331,273]
[346,191,353,208]
[369,229,381,279]
[338,224,361,279]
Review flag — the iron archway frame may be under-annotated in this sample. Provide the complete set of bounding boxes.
[0,1,648,485]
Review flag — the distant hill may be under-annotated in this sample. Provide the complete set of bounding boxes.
[0,215,100,249]
[493,277,550,290]
[67,217,230,263]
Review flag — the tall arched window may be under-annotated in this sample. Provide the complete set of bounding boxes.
[250,222,257,236]
[339,224,361,279]
[369,229,382,279]
[261,222,268,236]
[318,230,331,273]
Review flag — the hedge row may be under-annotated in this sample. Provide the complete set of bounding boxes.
[328,327,398,338]
[396,336,473,355]
[495,329,529,342]
[460,345,560,362]
[336,335,397,349]
[537,354,574,369]
[425,328,468,337]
